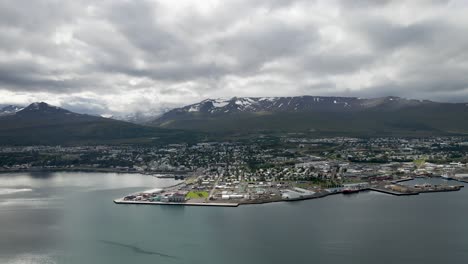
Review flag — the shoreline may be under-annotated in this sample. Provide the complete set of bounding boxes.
[114,198,239,207]
[114,183,464,208]
[0,167,189,176]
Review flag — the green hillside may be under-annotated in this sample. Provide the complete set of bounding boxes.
[153,102,468,137]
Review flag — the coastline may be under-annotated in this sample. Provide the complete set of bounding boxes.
[3,169,464,207]
[0,167,189,176]
[113,182,464,208]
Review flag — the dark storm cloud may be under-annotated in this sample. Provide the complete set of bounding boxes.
[0,59,89,92]
[1,0,468,113]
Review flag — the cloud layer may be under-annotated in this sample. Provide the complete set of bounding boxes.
[1,0,468,114]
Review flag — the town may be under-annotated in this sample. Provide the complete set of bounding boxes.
[1,136,466,206]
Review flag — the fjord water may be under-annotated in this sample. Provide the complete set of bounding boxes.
[1,173,467,264]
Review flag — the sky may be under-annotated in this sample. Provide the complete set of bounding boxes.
[1,0,468,115]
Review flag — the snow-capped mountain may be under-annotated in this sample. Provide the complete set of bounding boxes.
[103,109,169,124]
[0,105,24,116]
[158,96,432,116]
[17,102,83,117]
[151,95,468,135]
[0,102,191,145]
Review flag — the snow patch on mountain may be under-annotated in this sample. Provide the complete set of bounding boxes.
[188,105,200,112]
[0,105,24,116]
[30,102,59,110]
[260,97,276,102]
[157,96,442,122]
[212,99,230,108]
[101,114,113,118]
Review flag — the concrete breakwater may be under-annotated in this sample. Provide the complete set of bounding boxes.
[370,184,463,196]
[391,178,414,184]
[452,178,468,184]
[369,187,419,196]
[114,198,239,207]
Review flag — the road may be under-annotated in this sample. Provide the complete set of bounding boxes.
[208,174,222,199]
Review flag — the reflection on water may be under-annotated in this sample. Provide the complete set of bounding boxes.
[0,188,32,195]
[0,172,467,264]
[2,253,59,264]
[27,171,56,179]
[0,172,177,264]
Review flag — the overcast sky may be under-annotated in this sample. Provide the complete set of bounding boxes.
[1,0,468,115]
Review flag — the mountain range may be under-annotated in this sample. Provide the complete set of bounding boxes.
[0,102,196,145]
[1,96,467,145]
[150,96,468,136]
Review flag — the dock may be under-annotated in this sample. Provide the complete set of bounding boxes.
[113,198,239,207]
[369,184,463,196]
[369,187,419,196]
[391,178,414,184]
[452,178,468,184]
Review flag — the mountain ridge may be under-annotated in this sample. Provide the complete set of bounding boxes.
[0,105,24,116]
[2,96,468,144]
[0,102,197,145]
[156,96,459,116]
[150,95,468,136]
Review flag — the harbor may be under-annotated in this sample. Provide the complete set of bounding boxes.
[114,176,464,207]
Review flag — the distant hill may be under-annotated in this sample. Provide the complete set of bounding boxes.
[107,109,167,124]
[0,102,197,145]
[0,105,24,116]
[150,96,468,136]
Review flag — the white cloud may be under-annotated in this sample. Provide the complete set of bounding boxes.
[1,0,468,115]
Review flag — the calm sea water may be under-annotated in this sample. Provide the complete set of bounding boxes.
[0,172,467,264]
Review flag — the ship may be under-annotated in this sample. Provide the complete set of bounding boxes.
[342,187,360,194]
[441,174,452,180]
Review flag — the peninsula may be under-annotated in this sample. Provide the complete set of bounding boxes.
[114,175,465,208]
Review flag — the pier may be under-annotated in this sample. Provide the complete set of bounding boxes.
[391,177,414,184]
[452,178,468,184]
[369,187,419,196]
[114,198,239,207]
[370,184,463,196]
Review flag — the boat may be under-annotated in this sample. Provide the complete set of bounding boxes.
[441,174,451,180]
[342,188,360,194]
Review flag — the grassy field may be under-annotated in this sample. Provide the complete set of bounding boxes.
[186,191,209,199]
